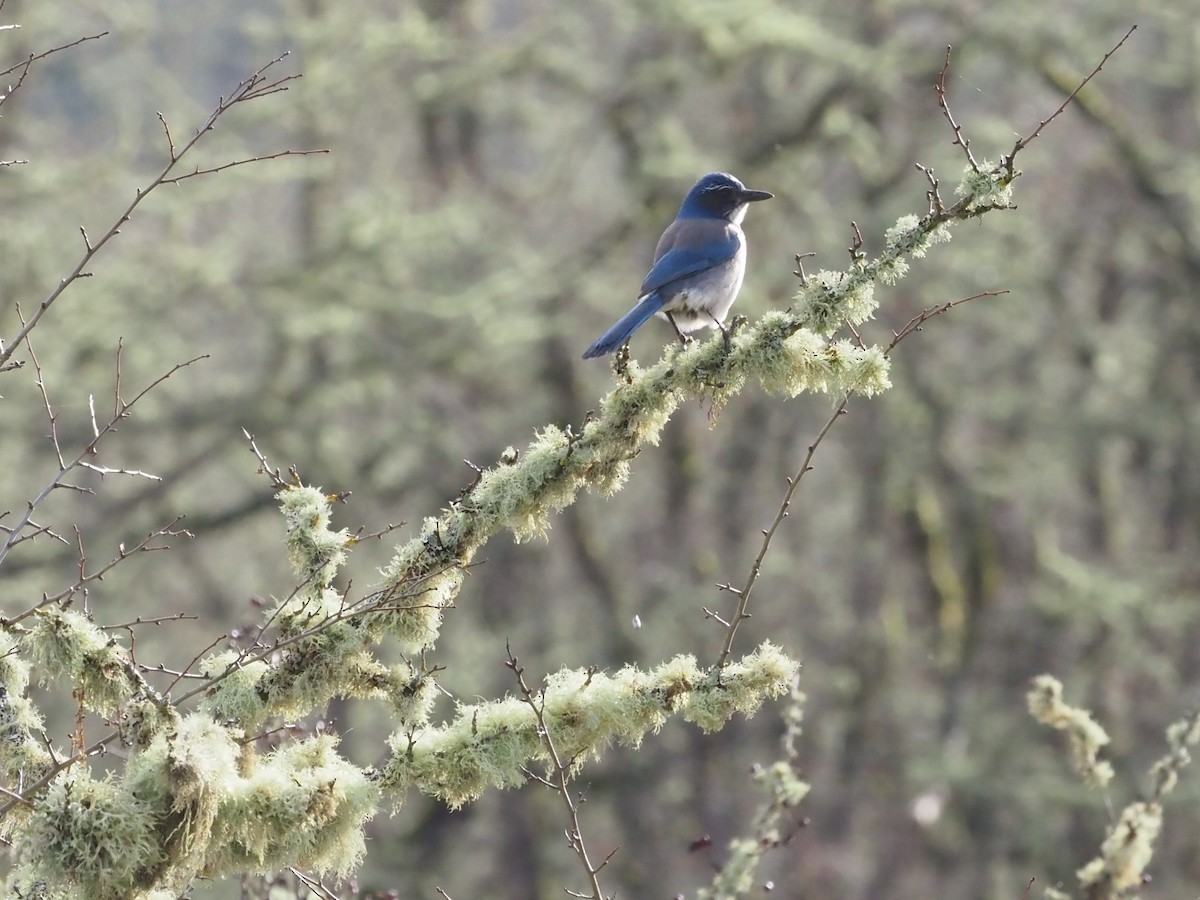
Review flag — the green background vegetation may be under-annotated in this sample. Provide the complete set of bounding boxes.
[2,0,1197,896]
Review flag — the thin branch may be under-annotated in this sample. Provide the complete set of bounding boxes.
[886,290,1009,355]
[0,31,108,80]
[351,521,406,543]
[0,53,317,370]
[0,31,107,119]
[287,867,339,899]
[714,396,848,670]
[0,735,116,820]
[1002,25,1138,179]
[161,148,330,185]
[714,289,1005,669]
[6,517,191,626]
[936,46,980,172]
[0,343,205,572]
[103,612,199,631]
[161,633,229,696]
[243,428,291,489]
[507,643,613,900]
[0,784,34,809]
[0,516,70,549]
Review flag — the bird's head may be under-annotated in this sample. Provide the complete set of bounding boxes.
[678,172,773,223]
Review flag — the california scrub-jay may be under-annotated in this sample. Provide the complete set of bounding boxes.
[582,172,772,359]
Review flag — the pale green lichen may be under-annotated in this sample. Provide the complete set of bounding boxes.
[204,735,377,879]
[15,769,164,900]
[885,214,952,258]
[27,608,136,717]
[684,642,798,732]
[793,268,878,336]
[0,629,51,783]
[124,714,243,889]
[380,644,798,809]
[1147,709,1200,798]
[1076,801,1162,894]
[278,486,351,587]
[471,425,579,541]
[196,651,270,726]
[1028,674,1113,788]
[378,662,439,724]
[955,160,1014,210]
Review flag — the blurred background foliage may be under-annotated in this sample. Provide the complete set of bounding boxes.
[2,0,1197,897]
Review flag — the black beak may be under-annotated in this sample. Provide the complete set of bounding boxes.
[741,188,773,203]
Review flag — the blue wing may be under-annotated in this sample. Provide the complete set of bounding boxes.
[640,219,739,296]
[582,219,739,359]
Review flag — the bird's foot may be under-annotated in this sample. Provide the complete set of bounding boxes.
[709,313,745,354]
[665,311,693,347]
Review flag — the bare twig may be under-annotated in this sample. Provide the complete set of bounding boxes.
[0,31,107,120]
[0,735,116,820]
[1002,25,1138,179]
[507,644,613,900]
[847,221,866,262]
[0,329,205,572]
[936,47,980,172]
[287,867,339,899]
[714,396,848,670]
[162,148,329,185]
[5,517,191,626]
[104,612,199,631]
[714,288,1004,669]
[351,521,406,543]
[0,30,108,81]
[886,290,1009,355]
[243,428,291,489]
[913,164,945,217]
[0,53,322,370]
[161,633,229,696]
[792,251,816,282]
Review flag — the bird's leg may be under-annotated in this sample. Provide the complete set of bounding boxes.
[707,311,733,354]
[665,311,693,347]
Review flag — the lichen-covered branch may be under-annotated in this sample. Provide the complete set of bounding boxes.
[1030,678,1200,899]
[381,644,798,808]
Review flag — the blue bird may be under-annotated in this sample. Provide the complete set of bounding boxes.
[582,172,772,359]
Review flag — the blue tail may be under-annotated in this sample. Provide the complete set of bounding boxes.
[582,292,666,359]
